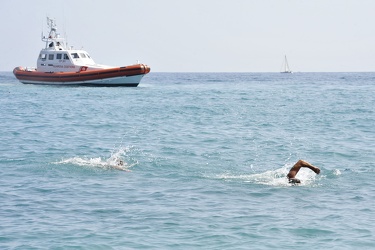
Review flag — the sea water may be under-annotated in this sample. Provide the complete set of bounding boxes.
[0,72,374,249]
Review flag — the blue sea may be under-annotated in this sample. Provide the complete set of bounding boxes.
[1,72,374,249]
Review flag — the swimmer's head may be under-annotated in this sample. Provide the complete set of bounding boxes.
[288,178,301,184]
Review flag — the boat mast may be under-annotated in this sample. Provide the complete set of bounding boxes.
[42,17,55,48]
[41,17,66,50]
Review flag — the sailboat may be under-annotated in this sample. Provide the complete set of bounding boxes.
[280,55,292,73]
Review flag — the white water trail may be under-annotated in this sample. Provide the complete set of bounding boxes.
[55,146,137,171]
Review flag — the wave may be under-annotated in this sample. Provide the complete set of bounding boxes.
[54,146,137,171]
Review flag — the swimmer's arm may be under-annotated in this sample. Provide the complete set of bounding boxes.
[287,160,320,179]
[301,160,320,174]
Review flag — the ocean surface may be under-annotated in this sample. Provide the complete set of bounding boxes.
[1,72,374,249]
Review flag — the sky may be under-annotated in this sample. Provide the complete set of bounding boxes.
[1,0,374,72]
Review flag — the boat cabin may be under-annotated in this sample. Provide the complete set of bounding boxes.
[37,48,96,72]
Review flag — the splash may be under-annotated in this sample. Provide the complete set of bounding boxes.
[332,169,341,176]
[55,146,137,171]
[216,164,320,187]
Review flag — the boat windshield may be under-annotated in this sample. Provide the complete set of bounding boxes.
[71,53,79,59]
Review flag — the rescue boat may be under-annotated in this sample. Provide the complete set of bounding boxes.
[13,18,150,87]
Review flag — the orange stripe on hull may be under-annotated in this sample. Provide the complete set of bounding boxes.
[13,64,151,83]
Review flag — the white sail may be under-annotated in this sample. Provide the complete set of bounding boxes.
[281,55,292,73]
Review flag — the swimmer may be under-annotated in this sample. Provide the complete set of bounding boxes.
[287,160,320,184]
[111,160,130,172]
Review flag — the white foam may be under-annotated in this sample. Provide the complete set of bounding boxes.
[55,146,137,171]
[332,169,341,175]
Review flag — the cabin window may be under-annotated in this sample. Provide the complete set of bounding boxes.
[79,53,87,58]
[71,53,79,59]
[56,54,62,60]
[48,54,54,60]
[86,54,91,58]
[39,53,47,60]
[63,54,69,60]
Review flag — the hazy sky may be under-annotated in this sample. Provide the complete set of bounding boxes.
[1,0,374,72]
